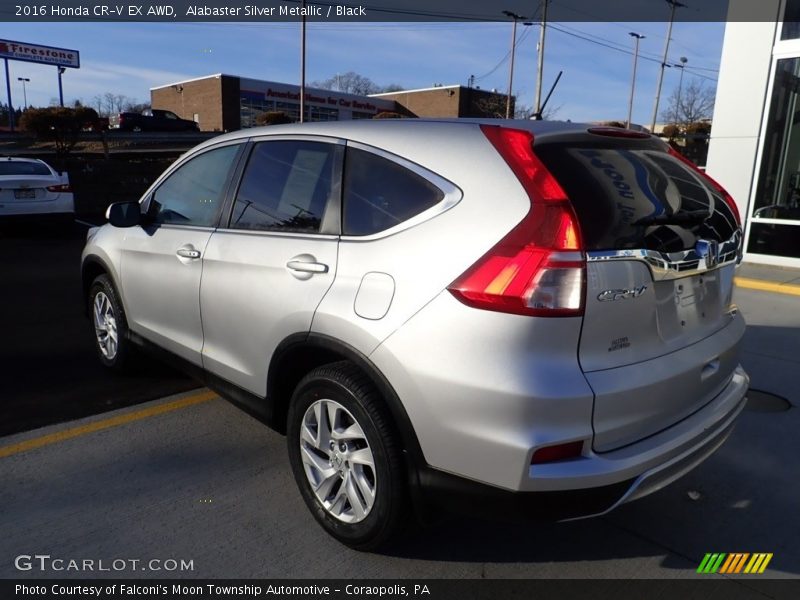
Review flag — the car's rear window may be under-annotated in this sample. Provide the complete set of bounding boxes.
[0,162,51,176]
[343,147,444,236]
[534,141,738,253]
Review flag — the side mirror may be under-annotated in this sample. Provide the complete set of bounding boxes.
[106,201,142,228]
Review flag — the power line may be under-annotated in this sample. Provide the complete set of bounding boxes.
[547,23,718,82]
[474,26,534,82]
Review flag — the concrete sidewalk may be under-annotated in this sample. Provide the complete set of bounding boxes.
[736,262,800,296]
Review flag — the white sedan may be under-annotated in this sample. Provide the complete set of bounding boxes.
[0,157,74,219]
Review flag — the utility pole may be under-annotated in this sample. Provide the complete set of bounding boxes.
[626,32,645,129]
[650,0,686,133]
[299,0,306,123]
[502,10,529,119]
[534,0,549,115]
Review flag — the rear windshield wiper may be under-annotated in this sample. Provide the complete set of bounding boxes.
[634,209,709,227]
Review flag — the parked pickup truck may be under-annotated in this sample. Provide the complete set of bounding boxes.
[117,109,199,132]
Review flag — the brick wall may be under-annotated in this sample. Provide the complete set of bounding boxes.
[151,77,226,132]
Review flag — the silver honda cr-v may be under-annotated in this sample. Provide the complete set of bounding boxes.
[81,119,749,549]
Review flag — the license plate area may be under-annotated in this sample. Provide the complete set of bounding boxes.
[14,189,36,199]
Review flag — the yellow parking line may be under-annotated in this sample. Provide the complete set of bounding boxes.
[0,390,217,459]
[734,277,800,297]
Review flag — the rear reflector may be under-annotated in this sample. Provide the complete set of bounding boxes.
[447,126,585,317]
[46,183,71,193]
[668,147,741,226]
[531,441,584,464]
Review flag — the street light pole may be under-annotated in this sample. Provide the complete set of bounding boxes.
[17,77,30,109]
[502,10,529,119]
[626,33,645,129]
[650,0,686,133]
[674,56,688,127]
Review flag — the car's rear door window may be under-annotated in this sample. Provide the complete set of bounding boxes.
[342,147,444,236]
[230,140,337,233]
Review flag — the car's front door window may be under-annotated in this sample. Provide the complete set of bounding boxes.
[149,145,240,227]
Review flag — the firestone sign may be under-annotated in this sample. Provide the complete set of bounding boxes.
[0,39,80,68]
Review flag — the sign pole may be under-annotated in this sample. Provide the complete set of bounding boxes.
[4,58,14,132]
[58,66,64,107]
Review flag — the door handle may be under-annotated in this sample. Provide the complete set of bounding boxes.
[701,358,720,381]
[286,260,328,274]
[176,248,201,259]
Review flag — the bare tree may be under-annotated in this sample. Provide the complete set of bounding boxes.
[92,94,104,115]
[515,102,562,120]
[123,99,150,113]
[661,78,715,128]
[311,71,402,95]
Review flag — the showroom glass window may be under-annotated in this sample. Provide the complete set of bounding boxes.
[230,140,336,233]
[783,0,800,39]
[749,57,800,258]
[149,144,241,227]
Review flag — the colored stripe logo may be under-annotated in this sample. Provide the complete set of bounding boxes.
[697,553,773,574]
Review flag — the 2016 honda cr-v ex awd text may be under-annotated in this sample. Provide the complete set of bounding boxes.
[82,120,749,550]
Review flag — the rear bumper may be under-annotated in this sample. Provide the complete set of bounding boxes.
[416,365,748,520]
[0,195,74,217]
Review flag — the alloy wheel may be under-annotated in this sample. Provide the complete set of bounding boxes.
[299,399,377,523]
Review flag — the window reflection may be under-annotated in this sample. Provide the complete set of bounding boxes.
[749,57,800,257]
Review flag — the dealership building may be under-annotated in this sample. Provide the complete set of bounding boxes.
[708,0,800,266]
[150,74,511,133]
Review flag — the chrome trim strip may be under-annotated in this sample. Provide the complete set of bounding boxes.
[586,230,742,281]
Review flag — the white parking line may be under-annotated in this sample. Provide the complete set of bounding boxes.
[74,218,99,228]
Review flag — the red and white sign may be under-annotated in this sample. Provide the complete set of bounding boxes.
[0,39,80,68]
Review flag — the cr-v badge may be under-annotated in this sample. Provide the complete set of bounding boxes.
[597,286,647,302]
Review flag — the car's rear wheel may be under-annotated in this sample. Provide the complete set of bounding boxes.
[287,362,407,550]
[89,274,133,372]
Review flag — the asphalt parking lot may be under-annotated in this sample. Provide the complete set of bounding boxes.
[0,229,798,585]
[0,223,198,436]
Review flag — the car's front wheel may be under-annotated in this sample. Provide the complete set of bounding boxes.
[89,274,133,371]
[287,362,407,550]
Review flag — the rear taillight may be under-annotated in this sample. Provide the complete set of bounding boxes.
[668,146,741,226]
[447,125,585,317]
[46,183,71,193]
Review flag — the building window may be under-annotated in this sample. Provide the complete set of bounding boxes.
[749,57,800,258]
[783,0,800,40]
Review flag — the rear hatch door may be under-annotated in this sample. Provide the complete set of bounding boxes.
[535,131,742,452]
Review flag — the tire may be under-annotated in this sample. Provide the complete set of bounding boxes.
[88,274,134,372]
[287,362,408,550]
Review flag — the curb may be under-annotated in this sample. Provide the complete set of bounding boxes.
[734,277,800,297]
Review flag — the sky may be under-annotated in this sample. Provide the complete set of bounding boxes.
[2,20,725,126]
